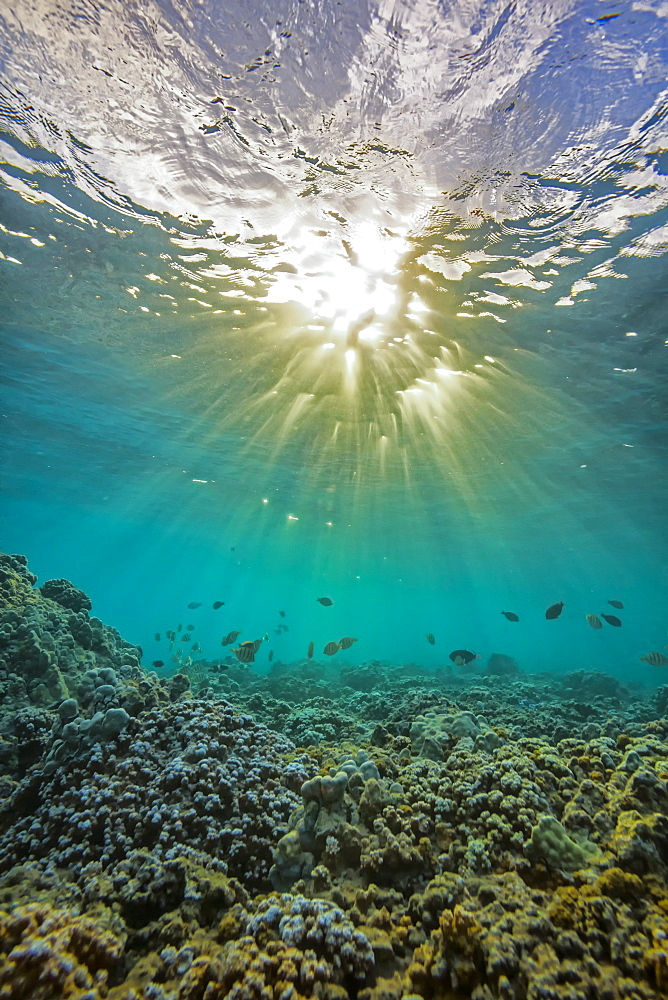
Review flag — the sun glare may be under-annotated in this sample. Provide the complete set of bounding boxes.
[170,213,544,519]
[265,222,408,345]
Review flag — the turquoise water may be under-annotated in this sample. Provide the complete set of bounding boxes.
[1,0,667,681]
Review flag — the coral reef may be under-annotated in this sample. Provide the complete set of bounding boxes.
[0,698,308,892]
[1,553,668,1000]
[0,553,144,718]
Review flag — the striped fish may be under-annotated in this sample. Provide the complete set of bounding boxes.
[585,614,602,629]
[323,641,340,656]
[640,652,668,667]
[339,637,357,650]
[221,631,241,646]
[232,644,255,663]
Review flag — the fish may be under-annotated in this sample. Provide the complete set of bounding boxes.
[501,611,519,622]
[307,641,315,659]
[608,600,624,609]
[166,630,176,642]
[213,601,224,609]
[601,613,622,627]
[585,614,602,629]
[181,633,191,642]
[425,633,435,645]
[191,642,202,652]
[449,649,477,666]
[640,652,668,667]
[187,624,195,631]
[317,597,334,606]
[263,633,269,641]
[268,650,274,662]
[221,631,241,645]
[152,660,165,668]
[171,654,180,664]
[232,644,255,663]
[281,625,290,632]
[154,632,161,642]
[177,624,182,632]
[274,628,282,635]
[545,602,564,620]
[187,602,202,609]
[279,610,286,617]
[240,638,263,654]
[323,641,341,655]
[339,637,357,650]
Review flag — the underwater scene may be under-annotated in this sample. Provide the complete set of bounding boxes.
[1,0,668,997]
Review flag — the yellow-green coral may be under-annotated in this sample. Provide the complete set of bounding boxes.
[0,902,125,1000]
[526,815,602,871]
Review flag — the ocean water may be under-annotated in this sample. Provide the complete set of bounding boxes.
[2,2,667,682]
[1,4,668,996]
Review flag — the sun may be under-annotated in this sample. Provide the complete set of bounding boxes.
[264,221,409,347]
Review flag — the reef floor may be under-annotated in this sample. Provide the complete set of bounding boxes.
[1,552,667,1000]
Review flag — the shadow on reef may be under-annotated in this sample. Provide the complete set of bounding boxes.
[1,553,668,999]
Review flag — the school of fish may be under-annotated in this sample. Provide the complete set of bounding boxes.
[147,594,666,675]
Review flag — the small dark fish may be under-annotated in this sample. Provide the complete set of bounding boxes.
[221,630,241,646]
[307,641,315,659]
[213,601,225,609]
[601,613,622,627]
[268,650,274,662]
[641,652,668,667]
[154,632,161,642]
[339,637,357,650]
[317,597,334,606]
[191,642,202,652]
[274,628,282,635]
[501,611,519,622]
[171,654,180,664]
[449,649,476,666]
[545,602,564,620]
[166,630,176,642]
[608,600,624,609]
[323,641,340,655]
[230,546,235,551]
[279,610,286,617]
[232,644,255,664]
[152,660,164,668]
[425,633,435,645]
[177,624,182,632]
[586,614,602,629]
[187,602,202,609]
[281,625,290,632]
[181,633,191,642]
